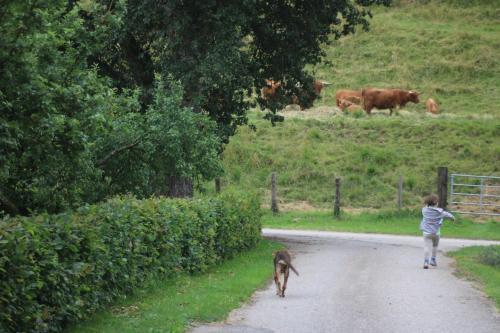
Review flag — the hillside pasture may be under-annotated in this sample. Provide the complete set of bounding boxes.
[218,110,499,210]
[312,1,500,117]
[216,1,500,212]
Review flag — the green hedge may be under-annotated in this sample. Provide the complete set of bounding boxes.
[0,191,262,333]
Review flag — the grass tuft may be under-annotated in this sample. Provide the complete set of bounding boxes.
[448,245,500,309]
[478,245,500,268]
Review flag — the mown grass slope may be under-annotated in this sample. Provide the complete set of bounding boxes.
[213,1,500,210]
[314,0,500,117]
[218,114,498,209]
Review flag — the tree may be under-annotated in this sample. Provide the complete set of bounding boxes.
[0,0,113,214]
[96,76,222,198]
[80,0,390,196]
[0,0,390,214]
[0,1,222,214]
[87,0,391,132]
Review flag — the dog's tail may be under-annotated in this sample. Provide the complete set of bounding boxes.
[288,263,299,276]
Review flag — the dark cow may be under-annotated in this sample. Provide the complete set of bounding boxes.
[335,89,362,107]
[313,80,331,95]
[362,88,420,115]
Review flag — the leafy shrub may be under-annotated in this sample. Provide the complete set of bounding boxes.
[478,245,500,268]
[0,191,261,333]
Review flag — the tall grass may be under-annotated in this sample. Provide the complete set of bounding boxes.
[216,114,499,209]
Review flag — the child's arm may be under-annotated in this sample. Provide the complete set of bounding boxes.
[442,210,455,221]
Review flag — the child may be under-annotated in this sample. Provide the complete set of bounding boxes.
[419,194,455,269]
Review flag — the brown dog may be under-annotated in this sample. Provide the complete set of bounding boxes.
[273,250,299,297]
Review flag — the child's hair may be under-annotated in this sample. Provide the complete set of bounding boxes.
[423,194,439,206]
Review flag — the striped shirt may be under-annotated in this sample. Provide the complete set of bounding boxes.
[419,206,455,234]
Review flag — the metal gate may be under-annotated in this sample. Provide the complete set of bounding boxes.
[449,173,500,217]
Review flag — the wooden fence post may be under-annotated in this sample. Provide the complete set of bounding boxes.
[271,172,279,213]
[437,167,448,209]
[397,176,403,210]
[215,177,221,193]
[334,177,341,217]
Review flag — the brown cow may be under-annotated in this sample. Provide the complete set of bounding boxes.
[335,90,362,107]
[338,99,353,110]
[339,99,363,112]
[348,104,363,112]
[426,98,439,114]
[260,79,281,100]
[313,80,332,95]
[362,88,420,115]
[261,79,330,110]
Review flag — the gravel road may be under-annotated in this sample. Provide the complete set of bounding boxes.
[190,229,500,333]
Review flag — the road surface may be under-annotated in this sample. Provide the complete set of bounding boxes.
[190,229,500,333]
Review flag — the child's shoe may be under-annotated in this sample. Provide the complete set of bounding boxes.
[430,257,437,267]
[423,260,429,269]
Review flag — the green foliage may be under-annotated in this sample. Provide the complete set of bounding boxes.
[1,0,392,215]
[96,76,222,197]
[0,0,115,214]
[0,1,223,214]
[0,191,262,333]
[87,0,391,141]
[68,240,282,333]
[479,246,500,268]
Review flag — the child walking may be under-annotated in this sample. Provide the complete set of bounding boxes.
[419,194,455,269]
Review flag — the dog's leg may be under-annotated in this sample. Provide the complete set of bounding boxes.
[281,267,289,297]
[274,268,281,295]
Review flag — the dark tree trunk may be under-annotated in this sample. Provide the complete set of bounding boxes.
[271,172,279,213]
[437,167,448,209]
[215,177,221,193]
[0,190,19,216]
[167,176,193,198]
[334,177,341,218]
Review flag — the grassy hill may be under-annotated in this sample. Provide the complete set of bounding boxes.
[218,113,498,209]
[314,0,500,117]
[207,0,500,211]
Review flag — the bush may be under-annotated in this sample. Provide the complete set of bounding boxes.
[478,245,500,268]
[0,191,261,333]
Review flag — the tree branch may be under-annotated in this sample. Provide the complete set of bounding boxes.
[97,138,141,167]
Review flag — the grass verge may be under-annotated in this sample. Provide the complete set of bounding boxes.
[448,246,500,309]
[262,210,500,240]
[66,240,283,333]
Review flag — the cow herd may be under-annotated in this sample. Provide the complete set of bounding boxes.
[261,80,440,115]
[260,79,332,110]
